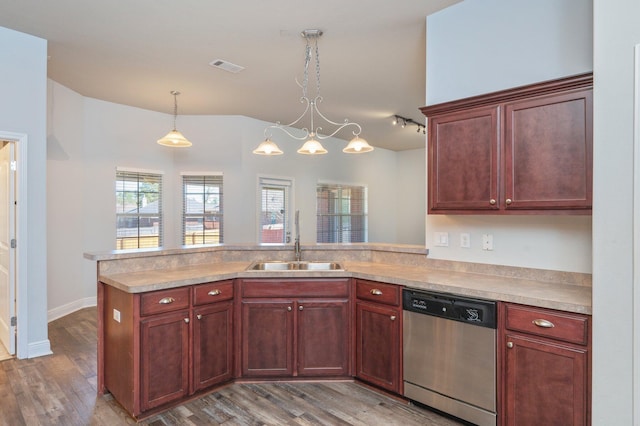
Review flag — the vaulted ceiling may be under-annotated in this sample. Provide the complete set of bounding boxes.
[0,0,460,151]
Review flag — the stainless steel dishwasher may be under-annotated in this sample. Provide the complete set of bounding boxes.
[403,289,497,426]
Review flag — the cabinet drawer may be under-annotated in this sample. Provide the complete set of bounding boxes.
[193,280,234,305]
[355,280,401,306]
[505,303,589,345]
[140,287,190,316]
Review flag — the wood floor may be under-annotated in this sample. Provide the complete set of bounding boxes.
[0,307,464,425]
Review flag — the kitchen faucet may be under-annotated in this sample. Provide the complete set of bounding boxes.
[294,209,301,262]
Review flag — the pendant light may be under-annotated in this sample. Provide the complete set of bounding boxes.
[254,29,373,156]
[157,90,192,147]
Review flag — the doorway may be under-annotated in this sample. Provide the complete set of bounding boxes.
[0,140,16,359]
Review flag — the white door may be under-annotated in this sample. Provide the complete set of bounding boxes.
[0,141,16,355]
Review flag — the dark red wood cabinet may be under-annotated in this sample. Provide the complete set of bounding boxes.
[422,73,593,214]
[239,278,351,378]
[354,279,402,394]
[101,280,234,418]
[499,303,591,426]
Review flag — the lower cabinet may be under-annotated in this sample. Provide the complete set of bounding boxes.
[354,279,402,394]
[239,279,351,378]
[101,280,234,418]
[499,303,591,426]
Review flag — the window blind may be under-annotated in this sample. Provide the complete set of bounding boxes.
[316,183,367,243]
[182,174,223,245]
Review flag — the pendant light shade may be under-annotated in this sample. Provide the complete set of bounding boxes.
[157,90,192,147]
[253,138,283,155]
[297,136,327,155]
[157,129,192,147]
[343,136,374,153]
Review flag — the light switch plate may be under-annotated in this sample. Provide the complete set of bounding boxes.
[434,232,449,247]
[113,308,121,323]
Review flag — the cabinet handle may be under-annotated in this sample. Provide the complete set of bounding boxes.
[196,314,202,320]
[208,289,221,296]
[507,341,513,349]
[184,318,190,323]
[532,318,555,328]
[506,198,512,205]
[287,306,292,311]
[489,199,497,205]
[158,297,175,304]
[370,289,383,296]
[299,305,304,311]
[390,315,396,321]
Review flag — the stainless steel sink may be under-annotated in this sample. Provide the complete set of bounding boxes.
[246,261,344,271]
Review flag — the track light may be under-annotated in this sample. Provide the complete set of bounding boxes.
[391,114,426,135]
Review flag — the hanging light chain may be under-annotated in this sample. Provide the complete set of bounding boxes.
[170,90,180,131]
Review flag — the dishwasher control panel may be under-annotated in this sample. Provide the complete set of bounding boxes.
[402,289,497,329]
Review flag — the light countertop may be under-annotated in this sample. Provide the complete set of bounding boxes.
[99,260,591,314]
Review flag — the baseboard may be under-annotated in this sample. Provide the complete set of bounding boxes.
[27,339,52,358]
[48,297,97,322]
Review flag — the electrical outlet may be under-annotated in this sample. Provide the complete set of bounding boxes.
[460,233,471,248]
[113,308,121,323]
[482,234,494,251]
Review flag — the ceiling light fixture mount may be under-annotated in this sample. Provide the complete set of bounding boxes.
[392,114,426,135]
[253,29,373,156]
[157,90,192,147]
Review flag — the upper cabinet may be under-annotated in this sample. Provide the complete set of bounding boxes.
[421,73,593,215]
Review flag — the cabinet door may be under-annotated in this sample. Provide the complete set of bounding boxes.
[193,301,233,392]
[241,300,294,377]
[297,300,350,377]
[355,301,401,393]
[504,89,593,210]
[428,105,500,212]
[140,310,189,411]
[504,334,588,426]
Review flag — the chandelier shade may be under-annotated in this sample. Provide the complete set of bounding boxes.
[157,91,192,147]
[253,138,284,155]
[254,29,372,156]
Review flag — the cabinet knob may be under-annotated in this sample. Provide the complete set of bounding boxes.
[507,341,513,349]
[506,198,512,205]
[184,318,190,323]
[287,306,292,311]
[532,318,555,328]
[208,289,221,296]
[370,289,383,296]
[196,314,202,320]
[390,315,396,321]
[299,305,304,311]
[158,297,175,304]
[489,199,496,205]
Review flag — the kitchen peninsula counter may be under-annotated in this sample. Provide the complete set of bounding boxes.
[88,244,591,314]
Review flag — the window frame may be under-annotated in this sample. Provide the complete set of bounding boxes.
[115,167,164,249]
[257,175,294,244]
[316,181,368,243]
[181,172,224,246]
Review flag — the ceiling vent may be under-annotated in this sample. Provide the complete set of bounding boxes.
[209,59,245,73]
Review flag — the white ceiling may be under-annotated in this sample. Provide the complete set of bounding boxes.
[0,0,460,151]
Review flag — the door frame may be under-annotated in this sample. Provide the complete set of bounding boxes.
[0,131,28,359]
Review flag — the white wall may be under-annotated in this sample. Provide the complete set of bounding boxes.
[592,0,639,423]
[424,0,593,273]
[47,80,424,318]
[0,27,49,358]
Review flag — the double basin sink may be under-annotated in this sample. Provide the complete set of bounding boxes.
[246,261,345,271]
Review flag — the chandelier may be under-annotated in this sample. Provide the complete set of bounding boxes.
[253,29,373,156]
[157,90,192,147]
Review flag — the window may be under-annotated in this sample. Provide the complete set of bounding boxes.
[182,173,223,245]
[258,176,293,244]
[116,169,163,249]
[316,183,367,243]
